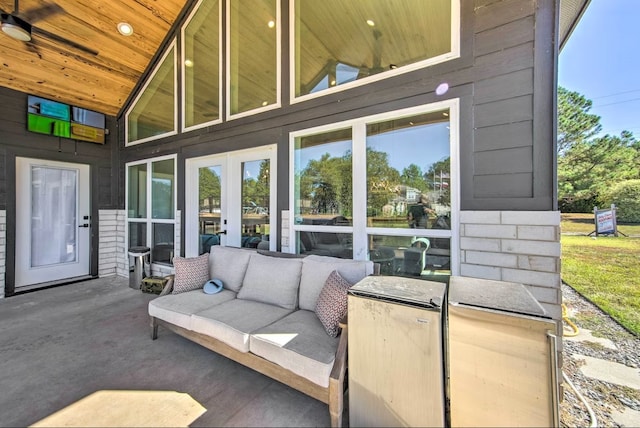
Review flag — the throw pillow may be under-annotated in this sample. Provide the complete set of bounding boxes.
[172,253,209,294]
[315,270,353,337]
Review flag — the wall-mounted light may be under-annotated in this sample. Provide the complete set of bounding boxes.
[184,59,194,68]
[262,101,269,107]
[267,20,275,28]
[117,22,134,36]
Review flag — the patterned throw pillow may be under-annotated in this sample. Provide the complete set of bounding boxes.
[315,270,353,337]
[172,253,210,294]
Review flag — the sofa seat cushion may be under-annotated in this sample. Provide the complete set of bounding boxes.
[250,310,340,388]
[209,246,254,293]
[149,289,237,330]
[299,255,373,311]
[237,253,303,310]
[191,299,292,352]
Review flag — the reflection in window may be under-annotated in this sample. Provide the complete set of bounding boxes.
[152,159,175,219]
[199,165,222,255]
[297,231,353,259]
[294,128,353,225]
[294,0,452,98]
[241,159,270,249]
[127,163,147,219]
[366,111,451,230]
[229,0,278,116]
[369,234,451,279]
[153,223,175,264]
[183,0,220,129]
[127,44,176,143]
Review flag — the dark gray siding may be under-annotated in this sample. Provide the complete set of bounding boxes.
[0,86,118,294]
[115,0,558,252]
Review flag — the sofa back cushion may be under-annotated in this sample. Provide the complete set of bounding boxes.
[299,255,374,311]
[237,253,303,310]
[209,246,253,292]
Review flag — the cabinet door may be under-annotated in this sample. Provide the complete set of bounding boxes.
[348,295,445,427]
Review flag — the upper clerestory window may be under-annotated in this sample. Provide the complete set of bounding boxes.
[126,41,177,146]
[291,0,459,102]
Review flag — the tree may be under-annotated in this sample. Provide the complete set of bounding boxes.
[199,167,221,213]
[557,86,602,155]
[400,164,427,192]
[557,87,639,212]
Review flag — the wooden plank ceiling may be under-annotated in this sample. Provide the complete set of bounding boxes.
[0,0,188,116]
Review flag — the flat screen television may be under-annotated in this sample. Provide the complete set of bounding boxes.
[27,95,106,144]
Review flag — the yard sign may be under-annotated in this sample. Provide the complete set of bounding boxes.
[593,204,618,237]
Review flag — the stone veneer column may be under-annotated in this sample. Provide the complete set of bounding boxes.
[98,210,119,277]
[459,211,562,320]
[0,210,5,298]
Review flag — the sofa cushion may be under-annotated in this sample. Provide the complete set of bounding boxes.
[148,289,237,330]
[315,270,352,337]
[299,255,373,311]
[237,253,303,310]
[250,310,340,388]
[191,299,292,352]
[209,246,253,292]
[172,254,210,294]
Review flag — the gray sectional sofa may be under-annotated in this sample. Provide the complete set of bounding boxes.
[148,246,375,427]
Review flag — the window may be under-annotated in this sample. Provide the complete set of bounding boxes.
[126,41,177,145]
[182,0,221,131]
[292,0,459,101]
[227,0,280,118]
[291,101,458,280]
[127,156,177,265]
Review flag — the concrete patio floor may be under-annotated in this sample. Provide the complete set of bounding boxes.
[0,276,334,427]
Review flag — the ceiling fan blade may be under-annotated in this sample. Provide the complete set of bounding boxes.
[32,25,98,56]
[26,40,42,58]
[19,3,64,23]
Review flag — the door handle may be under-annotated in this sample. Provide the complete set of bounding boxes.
[217,230,227,235]
[79,223,90,228]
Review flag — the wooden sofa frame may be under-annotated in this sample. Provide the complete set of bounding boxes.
[150,273,350,428]
[151,317,348,427]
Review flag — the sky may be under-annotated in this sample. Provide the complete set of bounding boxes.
[559,0,640,138]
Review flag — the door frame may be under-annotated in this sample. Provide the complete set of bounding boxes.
[185,145,277,257]
[14,157,92,289]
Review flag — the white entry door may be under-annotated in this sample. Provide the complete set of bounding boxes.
[185,146,276,257]
[15,157,91,288]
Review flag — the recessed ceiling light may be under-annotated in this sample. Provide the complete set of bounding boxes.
[267,20,275,28]
[117,22,133,36]
[184,59,194,68]
[443,112,449,117]
[366,19,375,27]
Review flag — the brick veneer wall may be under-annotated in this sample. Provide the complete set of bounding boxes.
[0,210,5,298]
[459,211,561,320]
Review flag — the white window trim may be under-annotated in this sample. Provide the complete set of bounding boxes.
[289,0,461,105]
[288,99,460,275]
[181,0,223,133]
[125,154,178,268]
[226,0,282,121]
[125,40,178,147]
[184,145,278,257]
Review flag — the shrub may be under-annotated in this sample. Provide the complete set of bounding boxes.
[600,179,640,223]
[559,195,600,213]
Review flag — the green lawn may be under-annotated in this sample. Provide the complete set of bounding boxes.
[561,214,640,336]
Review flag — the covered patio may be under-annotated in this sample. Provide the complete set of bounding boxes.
[0,278,333,427]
